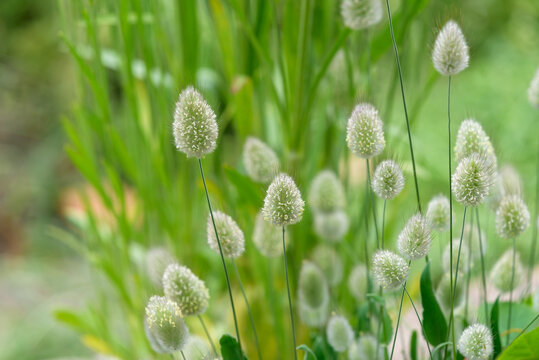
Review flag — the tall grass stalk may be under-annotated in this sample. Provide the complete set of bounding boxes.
[464,211,474,320]
[476,208,489,326]
[507,238,517,346]
[389,278,407,360]
[447,75,455,360]
[282,226,297,360]
[366,159,380,247]
[198,159,242,348]
[375,199,387,360]
[403,287,433,359]
[527,143,539,291]
[197,315,218,357]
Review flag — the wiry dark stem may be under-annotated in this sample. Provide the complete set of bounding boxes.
[507,238,517,346]
[232,260,263,360]
[282,226,297,360]
[383,0,422,213]
[198,159,242,349]
[404,287,433,359]
[180,351,186,360]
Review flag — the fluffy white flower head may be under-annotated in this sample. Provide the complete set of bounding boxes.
[452,153,495,207]
[263,173,305,226]
[346,103,385,159]
[243,137,280,183]
[457,323,493,360]
[308,170,346,212]
[341,0,383,30]
[173,87,218,158]
[326,315,354,352]
[348,264,368,302]
[432,20,469,76]
[372,160,404,199]
[397,213,432,260]
[454,119,497,165]
[426,195,451,232]
[163,263,210,316]
[496,195,530,239]
[314,210,350,242]
[490,249,523,293]
[207,211,245,258]
[372,250,409,290]
[145,296,188,353]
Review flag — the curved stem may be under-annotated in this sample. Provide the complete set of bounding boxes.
[476,207,489,326]
[282,226,297,360]
[198,159,242,348]
[197,315,218,357]
[389,280,407,360]
[507,238,517,346]
[232,259,263,360]
[366,158,380,247]
[404,287,433,359]
[383,0,421,213]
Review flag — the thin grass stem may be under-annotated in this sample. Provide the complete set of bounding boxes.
[476,207,489,326]
[507,238,517,346]
[389,279,407,360]
[447,75,455,360]
[197,315,218,357]
[366,158,380,247]
[403,286,433,359]
[282,226,297,360]
[515,313,539,340]
[180,351,186,360]
[527,142,539,292]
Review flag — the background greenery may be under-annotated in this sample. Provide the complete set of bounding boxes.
[0,0,538,358]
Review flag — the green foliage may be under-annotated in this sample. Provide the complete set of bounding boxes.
[420,262,447,346]
[220,335,247,360]
[498,327,539,360]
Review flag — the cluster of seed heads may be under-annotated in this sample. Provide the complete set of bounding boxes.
[252,212,284,257]
[173,87,218,158]
[298,261,329,327]
[495,195,530,239]
[313,210,350,242]
[348,335,384,360]
[145,296,188,353]
[436,273,464,312]
[326,314,354,352]
[432,20,469,76]
[490,249,523,293]
[311,244,343,286]
[146,247,175,288]
[454,119,497,166]
[528,67,539,108]
[242,137,280,183]
[457,323,493,360]
[371,160,405,200]
[207,210,245,258]
[397,213,432,260]
[452,152,495,207]
[426,195,451,232]
[340,0,382,30]
[443,239,470,273]
[163,263,210,316]
[263,173,305,226]
[372,250,409,290]
[346,103,385,159]
[347,264,368,302]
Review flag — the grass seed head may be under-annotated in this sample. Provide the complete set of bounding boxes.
[341,0,383,30]
[262,173,305,226]
[490,248,524,292]
[252,211,283,257]
[298,261,329,327]
[348,335,384,360]
[495,195,530,239]
[145,296,188,353]
[457,323,493,360]
[372,160,404,200]
[433,20,469,76]
[348,264,368,302]
[326,315,354,353]
[313,210,350,242]
[207,210,245,258]
[242,137,280,183]
[163,264,210,316]
[311,244,344,286]
[146,247,175,288]
[426,194,451,232]
[372,250,409,290]
[452,153,496,207]
[397,213,432,260]
[346,103,385,159]
[308,170,346,212]
[454,119,497,166]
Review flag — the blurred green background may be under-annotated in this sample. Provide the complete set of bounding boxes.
[0,0,538,359]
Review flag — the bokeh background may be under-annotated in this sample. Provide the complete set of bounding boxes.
[0,0,538,359]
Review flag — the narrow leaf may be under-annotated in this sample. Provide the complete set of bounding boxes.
[410,330,418,360]
[420,262,447,345]
[491,297,502,357]
[219,334,247,360]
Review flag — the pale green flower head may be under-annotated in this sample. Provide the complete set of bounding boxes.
[326,315,354,352]
[372,250,409,290]
[145,296,189,353]
[499,165,523,198]
[252,211,283,257]
[528,67,539,108]
[313,210,350,242]
[426,194,451,232]
[432,20,469,76]
[311,244,343,286]
[207,210,245,258]
[183,335,212,360]
[308,170,346,212]
[243,137,280,183]
[298,261,329,327]
[348,335,384,360]
[490,249,524,293]
[457,323,493,360]
[496,195,530,239]
[173,87,218,158]
[163,263,210,316]
[298,300,329,328]
[397,213,432,260]
[454,119,497,166]
[341,0,383,30]
[146,247,175,288]
[263,173,305,226]
[372,160,404,200]
[452,153,495,207]
[348,264,368,302]
[346,103,385,159]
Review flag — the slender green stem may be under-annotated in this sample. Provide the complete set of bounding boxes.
[232,259,263,360]
[382,200,387,249]
[180,351,186,360]
[375,200,387,360]
[515,313,539,340]
[404,287,433,359]
[366,159,380,247]
[527,142,539,292]
[476,207,489,326]
[364,166,371,291]
[282,226,297,360]
[198,159,242,348]
[197,315,218,357]
[389,279,407,360]
[383,0,421,213]
[507,238,517,346]
[447,75,455,360]
[464,211,474,321]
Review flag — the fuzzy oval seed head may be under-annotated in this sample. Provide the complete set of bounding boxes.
[314,210,350,242]
[499,165,523,198]
[341,0,383,30]
[348,264,368,302]
[298,261,330,310]
[183,335,212,360]
[457,323,493,360]
[452,153,496,207]
[308,170,346,212]
[496,195,530,239]
[146,247,175,288]
[454,119,497,165]
[432,20,469,76]
[443,239,470,273]
[528,67,539,108]
[207,211,245,258]
[372,250,409,290]
[298,300,329,328]
[262,173,305,226]
[426,195,451,232]
[490,249,524,293]
[346,103,385,159]
[347,335,384,360]
[163,264,210,316]
[145,296,189,353]
[372,160,404,199]
[326,315,354,352]
[242,137,280,183]
[173,87,218,158]
[397,213,432,260]
[436,273,464,313]
[252,212,284,257]
[311,244,344,286]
